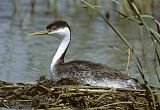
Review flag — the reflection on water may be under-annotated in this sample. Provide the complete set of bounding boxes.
[0,0,159,87]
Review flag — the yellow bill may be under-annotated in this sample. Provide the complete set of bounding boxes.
[28,31,48,36]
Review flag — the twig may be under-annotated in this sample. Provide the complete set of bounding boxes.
[0,85,26,90]
[50,85,146,92]
[53,93,85,105]
[126,48,131,74]
[88,101,145,110]
[69,88,116,93]
[2,102,11,110]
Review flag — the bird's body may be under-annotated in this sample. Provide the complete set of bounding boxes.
[52,60,141,89]
[30,20,142,89]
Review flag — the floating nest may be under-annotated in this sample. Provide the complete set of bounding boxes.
[0,76,158,109]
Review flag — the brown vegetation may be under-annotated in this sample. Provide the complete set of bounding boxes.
[0,76,155,110]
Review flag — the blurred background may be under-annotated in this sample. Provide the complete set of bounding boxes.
[0,0,159,87]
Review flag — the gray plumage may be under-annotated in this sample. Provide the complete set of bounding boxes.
[51,60,142,89]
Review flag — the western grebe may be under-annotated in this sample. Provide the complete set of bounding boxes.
[29,20,142,89]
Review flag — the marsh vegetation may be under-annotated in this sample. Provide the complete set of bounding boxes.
[0,0,160,109]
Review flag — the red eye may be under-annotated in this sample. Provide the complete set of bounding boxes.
[48,30,52,32]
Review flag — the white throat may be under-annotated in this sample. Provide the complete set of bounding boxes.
[50,27,70,72]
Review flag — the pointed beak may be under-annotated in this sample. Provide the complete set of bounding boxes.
[28,30,48,36]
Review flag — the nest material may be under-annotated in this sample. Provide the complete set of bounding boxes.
[0,76,153,109]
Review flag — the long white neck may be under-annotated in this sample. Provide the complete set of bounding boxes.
[50,27,70,72]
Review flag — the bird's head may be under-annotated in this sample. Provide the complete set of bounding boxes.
[29,20,71,39]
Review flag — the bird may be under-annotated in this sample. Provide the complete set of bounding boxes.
[29,20,142,89]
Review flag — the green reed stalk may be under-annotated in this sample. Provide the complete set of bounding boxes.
[81,0,160,109]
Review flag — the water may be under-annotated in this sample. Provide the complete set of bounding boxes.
[0,0,159,87]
